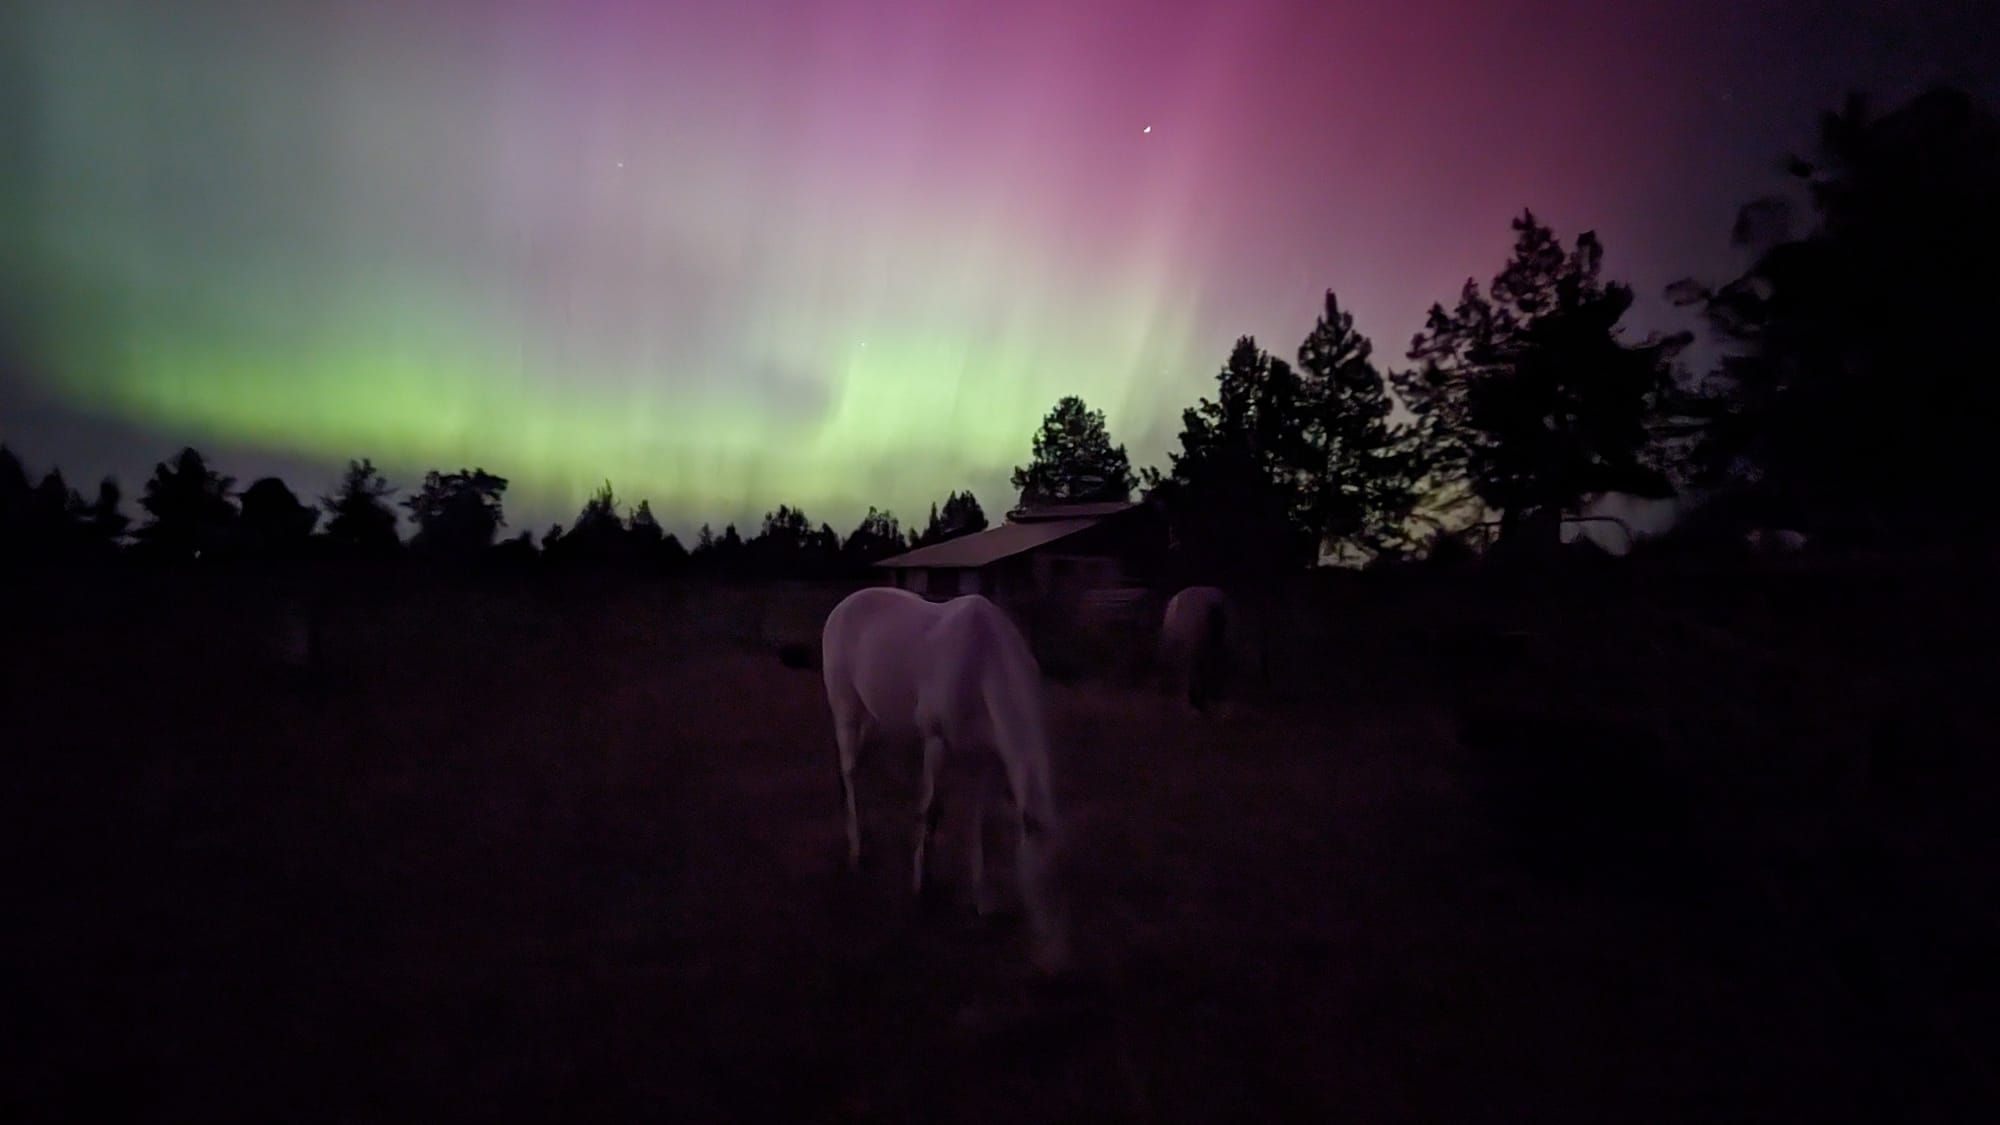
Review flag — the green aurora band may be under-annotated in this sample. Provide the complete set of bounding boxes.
[9,0,1870,534]
[5,1,1231,533]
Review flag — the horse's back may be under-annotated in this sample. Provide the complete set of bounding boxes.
[1163,585,1229,649]
[823,588,1041,742]
[823,586,932,659]
[822,587,935,727]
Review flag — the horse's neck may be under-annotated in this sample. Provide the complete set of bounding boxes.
[981,656,1054,817]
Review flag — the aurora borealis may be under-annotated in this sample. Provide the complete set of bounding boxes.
[5,1,1999,537]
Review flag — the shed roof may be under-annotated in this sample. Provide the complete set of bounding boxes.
[1006,500,1138,522]
[874,517,1102,569]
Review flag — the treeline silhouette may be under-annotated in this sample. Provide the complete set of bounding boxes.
[0,444,993,581]
[4,86,1995,584]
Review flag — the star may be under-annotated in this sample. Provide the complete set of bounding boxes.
[1142,125,1151,134]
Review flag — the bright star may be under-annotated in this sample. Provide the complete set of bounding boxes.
[1142,125,1151,134]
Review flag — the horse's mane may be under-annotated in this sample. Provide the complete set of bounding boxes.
[962,600,1057,833]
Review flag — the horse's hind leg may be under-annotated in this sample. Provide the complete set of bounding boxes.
[911,732,947,897]
[832,711,865,870]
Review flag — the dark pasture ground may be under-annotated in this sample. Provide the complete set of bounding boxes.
[5,561,1996,1123]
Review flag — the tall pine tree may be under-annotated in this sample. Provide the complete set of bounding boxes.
[75,477,129,554]
[1667,86,2000,541]
[1146,336,1317,579]
[844,507,905,568]
[321,459,402,556]
[628,499,665,550]
[1397,211,1683,542]
[402,468,508,560]
[749,505,814,576]
[548,481,629,567]
[1294,290,1423,556]
[134,447,238,562]
[1011,396,1138,506]
[916,490,988,545]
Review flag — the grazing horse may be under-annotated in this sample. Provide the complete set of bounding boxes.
[820,586,1071,973]
[1159,585,1242,716]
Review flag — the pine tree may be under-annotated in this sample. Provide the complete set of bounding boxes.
[1397,211,1684,541]
[916,490,988,544]
[549,481,628,567]
[808,522,842,573]
[1667,86,2000,540]
[402,468,508,560]
[750,504,813,576]
[1147,336,1317,578]
[239,477,320,559]
[1294,291,1424,557]
[76,477,129,553]
[24,468,82,559]
[574,481,623,536]
[135,447,238,562]
[659,532,690,569]
[0,446,31,547]
[716,523,746,573]
[941,490,988,538]
[844,507,905,567]
[321,459,401,556]
[1011,396,1138,505]
[628,499,664,549]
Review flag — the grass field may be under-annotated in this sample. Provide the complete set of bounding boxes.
[5,563,1994,1123]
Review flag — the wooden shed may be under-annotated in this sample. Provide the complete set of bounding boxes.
[875,501,1164,600]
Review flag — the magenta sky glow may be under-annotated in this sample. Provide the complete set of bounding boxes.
[4,0,1996,535]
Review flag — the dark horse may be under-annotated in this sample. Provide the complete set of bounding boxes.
[1161,585,1239,715]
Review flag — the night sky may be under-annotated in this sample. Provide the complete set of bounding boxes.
[4,0,1997,538]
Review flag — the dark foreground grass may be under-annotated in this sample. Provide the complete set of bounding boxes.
[4,566,1994,1123]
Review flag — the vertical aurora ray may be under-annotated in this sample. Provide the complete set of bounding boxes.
[12,0,1973,534]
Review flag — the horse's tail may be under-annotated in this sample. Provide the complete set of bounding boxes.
[1205,598,1228,653]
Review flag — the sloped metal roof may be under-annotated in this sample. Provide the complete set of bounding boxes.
[873,517,1103,569]
[1006,501,1138,522]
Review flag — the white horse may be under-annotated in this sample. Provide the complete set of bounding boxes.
[821,586,1071,973]
[1159,585,1243,716]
